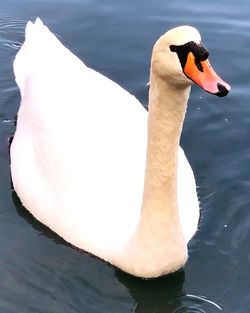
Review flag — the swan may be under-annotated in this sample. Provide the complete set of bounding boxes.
[10,18,230,278]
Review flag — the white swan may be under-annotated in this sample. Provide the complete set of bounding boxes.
[10,18,230,278]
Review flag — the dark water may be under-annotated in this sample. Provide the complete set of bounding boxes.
[0,0,249,312]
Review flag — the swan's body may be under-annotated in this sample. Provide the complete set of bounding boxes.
[10,19,230,278]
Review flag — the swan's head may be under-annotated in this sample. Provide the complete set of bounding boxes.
[151,26,230,96]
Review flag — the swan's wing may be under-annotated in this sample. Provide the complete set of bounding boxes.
[177,147,200,243]
[11,19,147,253]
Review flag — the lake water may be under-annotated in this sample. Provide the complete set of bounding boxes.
[0,0,249,312]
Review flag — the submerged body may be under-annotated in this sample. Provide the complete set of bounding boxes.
[11,19,230,278]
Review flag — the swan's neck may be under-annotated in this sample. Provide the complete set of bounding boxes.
[143,73,190,216]
[122,72,191,278]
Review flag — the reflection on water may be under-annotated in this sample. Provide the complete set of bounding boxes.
[117,270,186,313]
[108,268,223,313]
[0,0,249,312]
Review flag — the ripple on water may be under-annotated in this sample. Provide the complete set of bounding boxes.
[172,294,223,313]
[0,14,25,52]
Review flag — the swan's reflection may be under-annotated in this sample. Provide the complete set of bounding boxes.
[116,269,185,313]
[116,269,223,313]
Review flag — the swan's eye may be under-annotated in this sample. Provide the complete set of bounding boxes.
[170,45,177,53]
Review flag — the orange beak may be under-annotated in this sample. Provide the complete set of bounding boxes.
[184,52,231,97]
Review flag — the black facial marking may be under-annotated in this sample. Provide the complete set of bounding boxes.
[170,41,209,72]
[195,58,203,72]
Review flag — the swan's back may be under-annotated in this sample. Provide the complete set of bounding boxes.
[11,19,148,258]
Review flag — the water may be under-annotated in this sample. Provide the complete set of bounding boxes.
[0,0,249,312]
